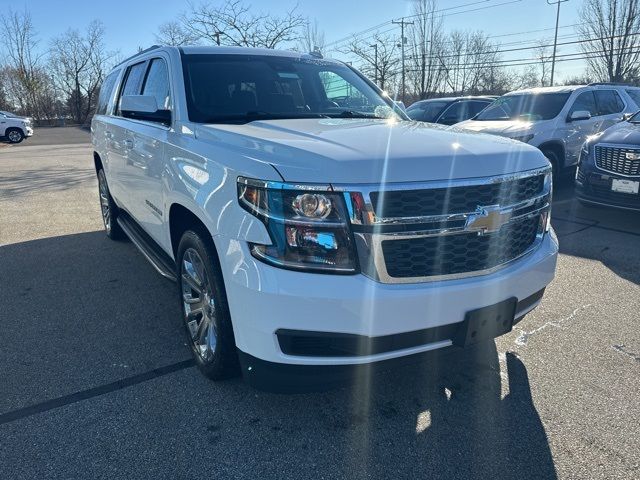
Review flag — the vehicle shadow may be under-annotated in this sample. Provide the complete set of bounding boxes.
[0,164,95,198]
[551,183,640,286]
[0,231,557,479]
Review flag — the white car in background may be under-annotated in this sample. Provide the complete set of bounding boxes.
[0,110,34,143]
[456,84,640,177]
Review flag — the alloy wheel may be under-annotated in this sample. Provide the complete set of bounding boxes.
[7,130,22,143]
[181,248,218,361]
[98,172,111,232]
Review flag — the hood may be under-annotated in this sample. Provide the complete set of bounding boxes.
[595,121,640,145]
[195,118,548,184]
[456,119,540,136]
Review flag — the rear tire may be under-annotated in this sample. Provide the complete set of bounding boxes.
[97,169,125,240]
[177,229,239,380]
[6,128,24,144]
[541,149,561,183]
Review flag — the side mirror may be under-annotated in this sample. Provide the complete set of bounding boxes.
[120,95,171,125]
[622,112,634,121]
[569,110,591,122]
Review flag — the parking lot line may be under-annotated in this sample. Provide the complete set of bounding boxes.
[0,359,195,426]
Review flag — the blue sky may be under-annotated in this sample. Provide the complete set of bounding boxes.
[14,0,585,80]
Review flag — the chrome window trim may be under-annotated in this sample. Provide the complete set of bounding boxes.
[594,143,640,178]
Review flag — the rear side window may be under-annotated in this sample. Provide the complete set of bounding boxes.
[142,59,171,110]
[439,101,468,124]
[95,70,120,115]
[625,89,640,107]
[594,90,624,115]
[569,91,597,117]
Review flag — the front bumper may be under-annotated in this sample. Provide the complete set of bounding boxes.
[219,230,558,382]
[25,126,34,137]
[576,164,640,211]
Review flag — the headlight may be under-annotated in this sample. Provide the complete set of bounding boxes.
[510,133,534,143]
[238,177,358,273]
[579,143,590,165]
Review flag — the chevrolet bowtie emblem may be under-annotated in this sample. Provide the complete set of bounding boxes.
[465,206,512,234]
[625,152,640,160]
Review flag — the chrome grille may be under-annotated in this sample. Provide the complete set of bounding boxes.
[369,175,544,218]
[382,215,540,278]
[340,168,551,284]
[595,145,640,176]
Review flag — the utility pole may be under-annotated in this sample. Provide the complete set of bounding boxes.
[370,43,378,85]
[214,31,223,46]
[547,0,568,86]
[392,18,414,102]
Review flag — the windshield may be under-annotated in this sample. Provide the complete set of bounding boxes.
[0,110,18,118]
[181,54,402,124]
[475,92,571,121]
[406,101,449,122]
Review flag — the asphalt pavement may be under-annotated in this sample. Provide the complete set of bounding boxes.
[0,128,639,479]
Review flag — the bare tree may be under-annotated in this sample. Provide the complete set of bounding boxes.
[155,21,201,46]
[577,0,640,82]
[49,21,116,124]
[407,0,445,100]
[439,30,500,94]
[181,0,305,48]
[341,33,399,91]
[0,9,52,118]
[297,19,325,53]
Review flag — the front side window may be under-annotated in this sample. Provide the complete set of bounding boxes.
[181,54,401,124]
[142,58,171,110]
[406,101,448,122]
[568,91,597,117]
[468,101,491,117]
[476,93,571,121]
[117,61,147,115]
[439,101,468,124]
[594,90,624,115]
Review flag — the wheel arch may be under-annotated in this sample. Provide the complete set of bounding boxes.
[538,141,566,169]
[93,151,103,173]
[169,203,218,260]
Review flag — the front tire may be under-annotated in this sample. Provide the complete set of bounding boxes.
[177,229,239,380]
[97,169,125,240]
[6,128,24,144]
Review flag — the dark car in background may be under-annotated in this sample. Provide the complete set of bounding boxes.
[406,96,496,125]
[576,110,640,211]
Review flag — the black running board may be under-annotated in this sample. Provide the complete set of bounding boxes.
[117,213,177,282]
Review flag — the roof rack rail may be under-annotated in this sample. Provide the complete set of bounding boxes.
[115,45,162,68]
[588,82,632,87]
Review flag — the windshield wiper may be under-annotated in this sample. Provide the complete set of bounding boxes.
[329,110,384,119]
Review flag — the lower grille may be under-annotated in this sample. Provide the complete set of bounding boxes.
[381,215,540,278]
[595,146,640,176]
[589,184,640,208]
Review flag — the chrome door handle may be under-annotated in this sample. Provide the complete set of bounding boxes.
[124,139,134,149]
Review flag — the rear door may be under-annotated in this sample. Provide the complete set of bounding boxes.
[109,61,149,209]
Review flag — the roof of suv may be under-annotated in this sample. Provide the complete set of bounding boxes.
[411,96,496,104]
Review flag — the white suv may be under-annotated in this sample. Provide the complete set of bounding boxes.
[0,110,34,143]
[457,84,640,177]
[91,46,558,391]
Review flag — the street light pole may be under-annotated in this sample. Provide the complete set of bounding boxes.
[370,43,378,85]
[547,0,568,86]
[392,18,414,102]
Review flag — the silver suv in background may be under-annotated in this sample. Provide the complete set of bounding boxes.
[456,84,640,177]
[0,110,34,143]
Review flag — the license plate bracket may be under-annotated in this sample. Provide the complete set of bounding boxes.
[611,178,639,194]
[453,298,517,347]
